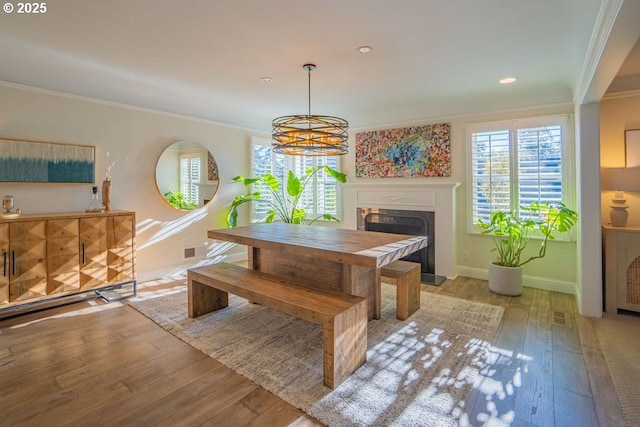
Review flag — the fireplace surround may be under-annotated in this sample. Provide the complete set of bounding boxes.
[343,182,460,280]
[357,208,444,284]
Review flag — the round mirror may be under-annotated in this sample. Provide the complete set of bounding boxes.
[155,141,219,210]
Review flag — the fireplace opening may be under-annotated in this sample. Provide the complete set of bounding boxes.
[357,208,445,285]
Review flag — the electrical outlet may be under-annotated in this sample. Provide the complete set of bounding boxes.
[462,249,469,260]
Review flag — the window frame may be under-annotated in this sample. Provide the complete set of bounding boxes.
[466,114,575,235]
[249,137,343,223]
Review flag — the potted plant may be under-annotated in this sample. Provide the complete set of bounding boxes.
[477,202,578,296]
[164,191,198,210]
[227,165,347,227]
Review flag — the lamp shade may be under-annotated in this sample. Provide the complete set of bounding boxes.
[601,167,640,192]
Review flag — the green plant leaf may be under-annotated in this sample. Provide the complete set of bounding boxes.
[286,171,302,197]
[265,210,277,223]
[291,208,306,224]
[233,176,262,186]
[227,192,263,227]
[163,191,197,210]
[228,162,347,227]
[263,174,279,192]
[479,202,578,267]
[325,165,347,183]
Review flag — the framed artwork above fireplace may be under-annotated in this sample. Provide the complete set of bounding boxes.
[355,123,451,178]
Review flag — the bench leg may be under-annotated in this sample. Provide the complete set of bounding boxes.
[396,267,421,320]
[322,299,367,389]
[188,275,229,318]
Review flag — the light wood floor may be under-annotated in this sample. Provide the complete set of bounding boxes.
[0,276,627,427]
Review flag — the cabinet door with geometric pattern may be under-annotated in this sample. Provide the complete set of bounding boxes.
[0,223,8,304]
[79,217,108,290]
[107,214,135,283]
[9,221,47,302]
[47,218,80,295]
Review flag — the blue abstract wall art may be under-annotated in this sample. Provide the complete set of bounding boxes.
[0,138,95,183]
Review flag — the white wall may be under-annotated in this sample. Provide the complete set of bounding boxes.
[0,84,257,281]
[576,102,603,317]
[342,103,579,293]
[600,92,640,225]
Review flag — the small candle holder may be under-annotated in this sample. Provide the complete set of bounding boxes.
[1,195,21,218]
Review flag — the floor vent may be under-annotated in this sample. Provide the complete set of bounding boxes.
[184,247,196,259]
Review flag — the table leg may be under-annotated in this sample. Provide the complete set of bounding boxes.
[187,276,228,318]
[343,265,380,320]
[248,246,260,270]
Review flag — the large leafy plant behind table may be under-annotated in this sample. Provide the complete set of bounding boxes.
[227,165,347,227]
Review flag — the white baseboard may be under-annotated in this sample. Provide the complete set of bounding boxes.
[456,265,577,295]
[137,252,247,284]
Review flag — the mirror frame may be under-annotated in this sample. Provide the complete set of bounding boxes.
[155,140,219,210]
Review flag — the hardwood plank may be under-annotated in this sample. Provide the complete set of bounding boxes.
[514,291,554,427]
[554,388,600,427]
[1,273,622,427]
[576,315,626,427]
[581,346,627,427]
[12,381,131,427]
[70,358,224,426]
[134,371,258,427]
[553,349,592,397]
[246,398,307,427]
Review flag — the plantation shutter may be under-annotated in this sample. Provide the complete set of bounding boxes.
[179,154,201,206]
[251,143,286,221]
[517,125,563,207]
[470,130,511,223]
[468,115,569,229]
[316,156,340,216]
[251,138,342,222]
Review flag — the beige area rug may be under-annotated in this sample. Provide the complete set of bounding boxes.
[130,284,503,427]
[594,313,640,427]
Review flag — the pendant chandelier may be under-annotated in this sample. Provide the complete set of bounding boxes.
[272,64,349,156]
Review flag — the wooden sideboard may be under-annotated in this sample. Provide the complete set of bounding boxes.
[602,224,640,314]
[0,210,136,316]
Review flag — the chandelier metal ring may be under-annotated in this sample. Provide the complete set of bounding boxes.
[271,64,349,156]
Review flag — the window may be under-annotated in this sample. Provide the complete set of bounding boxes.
[180,153,201,206]
[468,115,572,230]
[251,137,342,222]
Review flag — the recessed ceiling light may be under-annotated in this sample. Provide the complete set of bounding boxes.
[357,46,372,54]
[260,76,273,83]
[499,77,516,84]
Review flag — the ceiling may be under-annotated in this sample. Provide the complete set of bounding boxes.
[0,0,631,132]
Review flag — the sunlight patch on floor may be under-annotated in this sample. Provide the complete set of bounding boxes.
[460,344,534,427]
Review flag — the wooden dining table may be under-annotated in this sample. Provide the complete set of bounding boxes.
[207,223,428,320]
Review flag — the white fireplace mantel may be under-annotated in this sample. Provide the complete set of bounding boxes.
[342,181,461,278]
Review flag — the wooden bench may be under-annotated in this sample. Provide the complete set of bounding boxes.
[381,260,421,320]
[187,262,367,389]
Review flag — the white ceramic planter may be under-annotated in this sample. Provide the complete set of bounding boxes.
[488,263,523,296]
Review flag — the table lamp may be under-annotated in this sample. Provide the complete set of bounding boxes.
[601,167,640,226]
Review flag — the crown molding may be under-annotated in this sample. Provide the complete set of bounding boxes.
[573,0,624,105]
